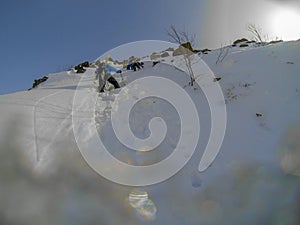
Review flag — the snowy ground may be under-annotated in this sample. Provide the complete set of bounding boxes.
[0,40,300,224]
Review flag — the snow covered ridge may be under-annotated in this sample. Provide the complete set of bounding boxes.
[0,40,300,224]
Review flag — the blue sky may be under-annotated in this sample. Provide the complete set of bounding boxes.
[1,0,300,94]
[0,0,204,94]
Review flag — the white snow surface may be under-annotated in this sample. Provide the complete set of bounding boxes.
[0,40,300,224]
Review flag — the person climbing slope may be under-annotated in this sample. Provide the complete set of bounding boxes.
[95,62,120,93]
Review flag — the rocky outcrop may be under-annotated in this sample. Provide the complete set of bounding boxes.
[268,40,283,44]
[199,48,211,54]
[28,76,48,90]
[181,42,194,52]
[74,61,90,73]
[160,52,170,58]
[233,38,249,45]
[173,42,200,56]
[150,52,161,60]
[164,47,174,52]
[239,44,249,47]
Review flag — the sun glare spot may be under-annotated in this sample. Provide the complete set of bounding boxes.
[270,7,300,41]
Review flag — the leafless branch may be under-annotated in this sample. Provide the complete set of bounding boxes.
[166,26,197,86]
[216,44,230,64]
[247,23,264,43]
[166,25,183,44]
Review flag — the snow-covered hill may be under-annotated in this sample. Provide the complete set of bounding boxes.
[0,40,300,225]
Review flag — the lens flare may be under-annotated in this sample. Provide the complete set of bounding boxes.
[270,7,300,41]
[126,189,157,222]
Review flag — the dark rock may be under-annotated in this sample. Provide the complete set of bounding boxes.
[76,66,86,73]
[200,48,211,54]
[233,38,249,45]
[173,46,192,56]
[150,52,160,60]
[173,42,198,56]
[81,61,89,67]
[152,61,160,67]
[256,113,263,117]
[181,42,194,52]
[161,52,170,58]
[202,48,211,52]
[129,56,139,62]
[242,83,251,87]
[74,61,89,73]
[239,44,249,47]
[40,76,48,82]
[193,49,201,53]
[172,47,185,56]
[165,47,174,52]
[28,76,48,90]
[268,40,283,44]
[214,77,222,82]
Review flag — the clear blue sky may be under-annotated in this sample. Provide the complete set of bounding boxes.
[0,0,205,94]
[1,0,299,94]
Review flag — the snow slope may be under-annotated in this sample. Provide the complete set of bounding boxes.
[0,40,300,225]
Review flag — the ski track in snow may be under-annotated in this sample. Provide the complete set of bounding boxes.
[33,89,67,161]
